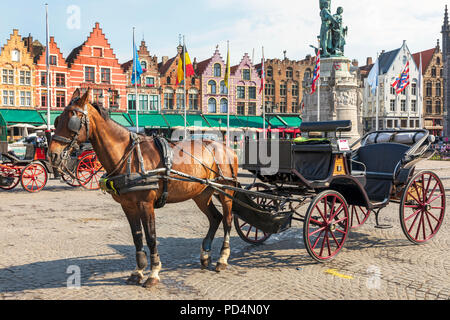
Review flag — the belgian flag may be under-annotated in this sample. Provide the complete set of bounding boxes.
[176,45,195,85]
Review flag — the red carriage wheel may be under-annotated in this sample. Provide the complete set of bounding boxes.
[233,183,273,244]
[400,171,446,244]
[303,190,350,262]
[349,205,371,229]
[20,162,48,193]
[0,165,21,190]
[76,153,104,190]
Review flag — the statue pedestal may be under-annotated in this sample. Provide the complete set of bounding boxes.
[303,56,361,142]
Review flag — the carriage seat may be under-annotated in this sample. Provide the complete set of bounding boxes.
[292,142,333,181]
[352,143,409,202]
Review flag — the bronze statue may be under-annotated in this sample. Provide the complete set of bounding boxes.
[319,0,347,57]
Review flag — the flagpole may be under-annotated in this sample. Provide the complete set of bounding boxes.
[226,41,230,147]
[317,39,320,122]
[262,46,266,138]
[45,3,51,131]
[419,53,423,129]
[183,35,187,140]
[133,27,139,133]
[375,52,379,131]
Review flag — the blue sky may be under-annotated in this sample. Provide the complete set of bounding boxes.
[0,0,448,66]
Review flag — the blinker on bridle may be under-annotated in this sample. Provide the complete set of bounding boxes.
[52,99,90,160]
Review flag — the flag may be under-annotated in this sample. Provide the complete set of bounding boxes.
[259,54,265,94]
[367,58,379,95]
[176,44,195,86]
[224,44,231,88]
[301,101,305,113]
[391,61,410,94]
[310,50,321,94]
[131,44,143,85]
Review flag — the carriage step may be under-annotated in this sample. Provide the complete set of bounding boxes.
[374,224,393,229]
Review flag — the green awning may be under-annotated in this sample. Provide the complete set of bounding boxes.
[267,116,287,128]
[235,115,268,128]
[186,114,210,127]
[128,113,169,128]
[204,115,243,129]
[38,110,63,125]
[0,109,46,125]
[162,114,186,128]
[110,112,133,127]
[279,115,303,128]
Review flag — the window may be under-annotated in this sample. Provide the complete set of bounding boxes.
[191,77,196,85]
[166,76,171,84]
[20,91,31,106]
[237,86,245,99]
[220,99,228,113]
[401,100,406,112]
[41,91,49,107]
[110,90,120,108]
[304,69,311,80]
[220,81,228,94]
[93,89,103,107]
[41,72,49,86]
[248,86,256,99]
[292,101,299,113]
[286,67,293,78]
[214,64,221,77]
[19,71,31,85]
[248,102,256,115]
[267,66,273,77]
[56,91,65,108]
[390,99,395,112]
[280,100,287,113]
[431,68,436,77]
[390,86,396,95]
[3,69,14,84]
[411,100,416,112]
[164,93,174,109]
[56,73,65,87]
[437,57,441,65]
[139,94,149,111]
[280,83,287,96]
[265,82,274,96]
[85,67,95,82]
[11,50,20,62]
[93,47,103,57]
[208,80,217,94]
[189,93,198,110]
[208,98,217,113]
[387,120,393,128]
[292,83,299,96]
[49,55,57,65]
[411,83,416,96]
[176,93,185,109]
[436,100,441,114]
[146,77,155,86]
[436,82,441,97]
[128,94,136,111]
[141,61,147,70]
[237,102,245,115]
[401,120,407,128]
[426,100,432,114]
[242,69,250,80]
[426,81,432,97]
[101,68,111,84]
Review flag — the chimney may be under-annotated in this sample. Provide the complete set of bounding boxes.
[366,57,373,66]
[162,56,168,65]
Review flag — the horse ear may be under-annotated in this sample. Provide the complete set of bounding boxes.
[79,88,91,106]
[70,88,81,103]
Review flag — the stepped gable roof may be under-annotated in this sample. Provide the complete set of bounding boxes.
[158,56,176,75]
[195,57,212,75]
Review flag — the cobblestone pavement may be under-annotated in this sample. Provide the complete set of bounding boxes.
[0,160,449,300]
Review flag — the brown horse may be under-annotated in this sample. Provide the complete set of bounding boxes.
[49,88,238,288]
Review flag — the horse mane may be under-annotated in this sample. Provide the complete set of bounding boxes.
[91,102,110,121]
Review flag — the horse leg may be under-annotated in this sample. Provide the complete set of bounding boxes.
[193,189,223,269]
[122,205,147,285]
[140,201,162,288]
[215,190,235,272]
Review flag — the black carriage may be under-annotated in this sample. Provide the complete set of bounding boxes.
[232,120,446,262]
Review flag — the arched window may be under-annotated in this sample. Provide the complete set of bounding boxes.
[167,76,171,84]
[220,81,228,94]
[431,68,437,77]
[304,69,311,80]
[208,98,217,113]
[286,67,293,78]
[220,98,228,113]
[214,63,221,77]
[208,80,217,94]
[266,66,273,77]
[141,61,147,70]
[437,57,441,65]
[426,81,432,97]
[436,81,441,97]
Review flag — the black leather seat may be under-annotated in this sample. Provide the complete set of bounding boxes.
[352,143,409,202]
[293,143,332,181]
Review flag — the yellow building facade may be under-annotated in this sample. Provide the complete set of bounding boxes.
[0,29,35,109]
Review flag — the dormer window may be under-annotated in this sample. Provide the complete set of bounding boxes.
[93,47,103,57]
[11,50,20,62]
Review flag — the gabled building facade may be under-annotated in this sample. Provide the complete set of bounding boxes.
[66,22,127,111]
[122,40,161,113]
[0,29,35,109]
[362,41,421,132]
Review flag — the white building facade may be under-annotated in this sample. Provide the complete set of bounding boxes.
[363,41,422,132]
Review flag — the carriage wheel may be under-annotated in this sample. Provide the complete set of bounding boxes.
[303,190,350,263]
[233,183,273,244]
[20,162,48,193]
[61,169,80,187]
[349,205,371,229]
[76,153,104,190]
[0,165,20,190]
[400,171,446,244]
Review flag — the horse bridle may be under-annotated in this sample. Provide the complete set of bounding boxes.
[52,100,90,160]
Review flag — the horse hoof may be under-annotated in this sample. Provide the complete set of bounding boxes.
[126,274,144,285]
[143,277,159,288]
[215,262,228,272]
[201,257,211,269]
